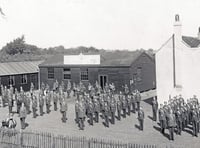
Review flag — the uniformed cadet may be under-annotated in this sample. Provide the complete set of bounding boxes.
[152,97,158,121]
[8,90,13,114]
[53,90,58,111]
[136,90,141,111]
[124,84,129,96]
[122,95,127,118]
[16,92,22,114]
[32,95,38,118]
[175,107,182,135]
[117,95,122,120]
[138,106,145,131]
[159,104,166,134]
[4,86,8,106]
[19,103,27,129]
[67,80,71,98]
[110,97,116,124]
[60,98,68,123]
[88,99,94,125]
[131,92,136,113]
[45,90,51,114]
[25,93,31,114]
[127,95,131,115]
[30,82,34,96]
[75,98,79,123]
[192,106,198,137]
[39,91,44,116]
[94,97,100,123]
[104,101,110,127]
[78,98,86,130]
[166,109,176,141]
[72,82,77,97]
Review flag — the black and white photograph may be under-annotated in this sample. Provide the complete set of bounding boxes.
[0,0,200,148]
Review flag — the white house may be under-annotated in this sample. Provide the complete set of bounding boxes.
[156,15,200,104]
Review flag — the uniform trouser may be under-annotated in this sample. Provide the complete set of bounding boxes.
[46,104,50,113]
[95,112,99,122]
[169,127,174,140]
[153,110,157,121]
[89,113,93,125]
[73,90,76,97]
[39,106,43,116]
[139,119,144,130]
[132,103,136,113]
[111,112,115,124]
[32,108,37,118]
[62,111,66,122]
[75,112,78,123]
[160,120,165,134]
[54,102,57,111]
[193,121,198,136]
[177,121,182,135]
[118,110,121,120]
[105,115,109,127]
[123,108,126,117]
[127,106,131,115]
[182,119,186,130]
[17,104,21,113]
[8,106,12,114]
[20,117,25,129]
[79,118,84,130]
[137,102,140,111]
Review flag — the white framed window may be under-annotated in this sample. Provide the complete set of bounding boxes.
[21,74,27,84]
[80,69,88,81]
[8,76,15,86]
[63,68,71,80]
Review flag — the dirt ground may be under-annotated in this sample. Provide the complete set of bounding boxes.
[0,90,200,148]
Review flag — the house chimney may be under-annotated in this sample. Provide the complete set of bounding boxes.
[198,27,200,40]
[174,14,182,42]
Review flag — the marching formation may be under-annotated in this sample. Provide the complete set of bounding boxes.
[153,95,200,141]
[0,81,144,131]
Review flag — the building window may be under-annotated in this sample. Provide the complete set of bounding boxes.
[48,68,54,79]
[31,74,36,83]
[21,74,27,84]
[136,67,142,82]
[8,76,15,86]
[63,68,71,80]
[80,69,88,81]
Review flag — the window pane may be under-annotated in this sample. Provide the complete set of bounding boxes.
[63,68,71,80]
[80,69,88,81]
[48,68,54,79]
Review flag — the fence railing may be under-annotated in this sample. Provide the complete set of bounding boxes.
[0,128,184,148]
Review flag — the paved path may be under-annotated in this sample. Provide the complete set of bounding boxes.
[0,90,200,148]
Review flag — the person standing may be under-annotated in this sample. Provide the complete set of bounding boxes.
[166,109,176,141]
[32,95,38,118]
[39,92,44,116]
[131,92,136,113]
[94,97,100,123]
[136,90,141,111]
[45,90,51,114]
[78,98,86,130]
[104,101,110,127]
[60,98,68,123]
[138,107,145,131]
[88,99,94,125]
[19,103,27,129]
[152,97,158,121]
[110,97,116,124]
[117,97,122,120]
[122,95,127,118]
[53,90,58,111]
[159,104,167,134]
[192,106,198,137]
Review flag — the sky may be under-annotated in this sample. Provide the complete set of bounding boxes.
[0,0,200,50]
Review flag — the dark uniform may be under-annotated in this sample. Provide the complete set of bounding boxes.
[122,96,127,118]
[192,107,198,137]
[39,93,44,116]
[75,99,79,123]
[8,91,13,114]
[110,98,116,124]
[117,98,122,120]
[88,100,94,125]
[136,91,141,111]
[32,95,37,118]
[53,91,58,111]
[127,95,131,115]
[166,110,176,141]
[131,93,136,113]
[78,100,86,130]
[94,97,100,123]
[159,106,166,134]
[45,91,51,114]
[104,101,110,127]
[152,97,158,121]
[60,98,68,123]
[138,107,145,130]
[19,103,27,129]
[175,108,182,135]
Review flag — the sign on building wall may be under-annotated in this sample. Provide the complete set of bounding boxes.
[64,53,100,65]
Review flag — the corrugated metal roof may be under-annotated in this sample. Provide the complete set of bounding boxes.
[39,51,146,67]
[182,36,200,48]
[0,61,43,76]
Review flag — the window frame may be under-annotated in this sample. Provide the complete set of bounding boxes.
[21,74,28,84]
[63,68,71,80]
[8,75,15,86]
[48,68,54,79]
[80,68,89,81]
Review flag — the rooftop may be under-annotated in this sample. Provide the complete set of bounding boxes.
[0,61,43,76]
[39,51,149,67]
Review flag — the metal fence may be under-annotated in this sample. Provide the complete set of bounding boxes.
[0,128,183,148]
